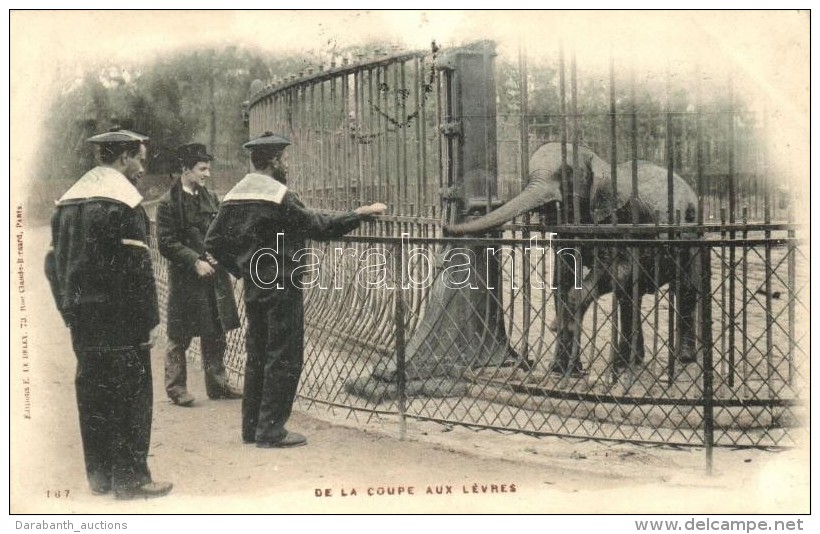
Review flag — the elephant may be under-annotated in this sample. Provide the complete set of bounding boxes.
[444,142,699,378]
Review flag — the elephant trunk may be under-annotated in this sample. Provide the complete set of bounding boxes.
[443,174,561,236]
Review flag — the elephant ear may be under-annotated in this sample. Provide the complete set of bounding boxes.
[589,175,626,224]
[578,153,626,224]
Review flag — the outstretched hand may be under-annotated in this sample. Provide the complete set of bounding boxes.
[354,202,388,217]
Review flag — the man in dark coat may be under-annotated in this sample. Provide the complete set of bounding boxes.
[44,128,172,500]
[156,143,241,407]
[205,132,386,448]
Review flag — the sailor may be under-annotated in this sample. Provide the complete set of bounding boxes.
[205,132,386,448]
[44,128,173,499]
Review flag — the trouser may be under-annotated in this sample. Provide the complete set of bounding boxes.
[71,336,153,493]
[242,289,304,443]
[165,333,229,399]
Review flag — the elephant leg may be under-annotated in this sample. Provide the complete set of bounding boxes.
[549,292,576,375]
[569,269,611,324]
[613,264,645,374]
[547,269,605,332]
[676,247,698,364]
[548,255,586,376]
[548,263,612,376]
[616,298,646,373]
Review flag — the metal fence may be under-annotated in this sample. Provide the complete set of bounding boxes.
[247,48,445,217]
[148,225,806,451]
[148,41,807,468]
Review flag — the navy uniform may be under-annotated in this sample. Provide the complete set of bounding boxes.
[44,129,172,499]
[205,133,366,448]
[156,143,240,406]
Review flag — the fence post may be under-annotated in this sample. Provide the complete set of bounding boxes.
[518,44,532,368]
[703,296,715,475]
[434,40,499,213]
[394,241,407,441]
[697,70,715,474]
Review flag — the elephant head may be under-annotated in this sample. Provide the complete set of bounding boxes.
[443,142,699,236]
[444,143,609,236]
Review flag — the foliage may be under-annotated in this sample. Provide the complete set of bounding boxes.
[495,55,761,179]
[36,45,303,191]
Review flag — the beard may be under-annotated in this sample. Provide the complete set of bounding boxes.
[272,167,288,185]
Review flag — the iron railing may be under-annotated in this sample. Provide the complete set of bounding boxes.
[147,223,807,453]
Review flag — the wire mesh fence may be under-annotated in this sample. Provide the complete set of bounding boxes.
[144,40,807,468]
[148,219,807,451]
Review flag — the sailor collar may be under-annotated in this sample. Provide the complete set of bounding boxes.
[57,166,143,208]
[222,172,287,204]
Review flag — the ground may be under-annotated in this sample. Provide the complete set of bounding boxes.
[9,223,810,515]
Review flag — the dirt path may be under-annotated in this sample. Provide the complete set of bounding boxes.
[9,224,809,514]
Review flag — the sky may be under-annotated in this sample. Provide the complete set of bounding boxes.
[11,11,809,74]
[9,10,810,213]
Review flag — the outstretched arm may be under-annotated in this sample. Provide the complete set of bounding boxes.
[284,193,387,240]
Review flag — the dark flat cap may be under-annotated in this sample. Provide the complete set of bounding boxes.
[87,127,149,144]
[242,131,291,151]
[177,142,213,162]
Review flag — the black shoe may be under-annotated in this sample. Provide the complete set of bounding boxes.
[170,392,195,407]
[114,481,173,500]
[89,473,111,495]
[256,432,307,449]
[90,485,111,496]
